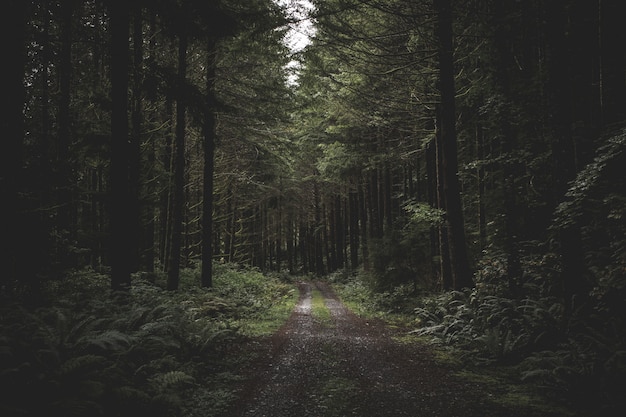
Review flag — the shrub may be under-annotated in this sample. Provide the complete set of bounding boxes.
[0,265,296,417]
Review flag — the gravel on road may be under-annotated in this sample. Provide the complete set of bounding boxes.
[227,281,550,417]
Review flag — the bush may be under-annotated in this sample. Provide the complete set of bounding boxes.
[0,264,296,417]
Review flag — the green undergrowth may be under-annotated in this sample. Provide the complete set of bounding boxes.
[208,264,298,337]
[328,271,420,327]
[329,269,597,417]
[0,263,297,417]
[311,288,332,326]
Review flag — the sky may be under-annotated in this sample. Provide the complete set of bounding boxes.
[274,0,316,84]
[277,0,316,52]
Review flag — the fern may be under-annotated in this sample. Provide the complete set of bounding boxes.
[150,370,195,391]
[64,315,104,346]
[553,129,625,229]
[79,329,135,353]
[59,354,106,377]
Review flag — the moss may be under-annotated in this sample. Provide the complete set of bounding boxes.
[311,288,332,325]
[236,287,298,337]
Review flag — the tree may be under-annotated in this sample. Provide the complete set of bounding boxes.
[130,2,144,273]
[433,0,472,290]
[57,0,75,242]
[201,39,218,288]
[109,0,132,291]
[1,0,29,295]
[167,4,189,291]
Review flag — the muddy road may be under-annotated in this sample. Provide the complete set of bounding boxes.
[229,282,541,417]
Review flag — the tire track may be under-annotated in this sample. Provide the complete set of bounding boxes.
[234,281,515,417]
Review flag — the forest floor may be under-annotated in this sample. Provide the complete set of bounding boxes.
[224,281,574,417]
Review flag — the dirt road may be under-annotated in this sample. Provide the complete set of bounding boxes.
[230,282,538,417]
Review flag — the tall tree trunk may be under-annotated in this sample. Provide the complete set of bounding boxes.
[384,163,393,230]
[40,0,51,200]
[434,130,452,290]
[368,170,379,238]
[251,207,262,268]
[58,0,74,243]
[358,180,369,271]
[599,0,626,126]
[299,218,308,272]
[110,1,132,291]
[314,180,324,275]
[159,97,174,271]
[491,0,522,295]
[130,4,143,273]
[328,201,337,272]
[426,140,441,286]
[335,193,345,269]
[374,167,386,234]
[201,40,218,287]
[276,190,283,272]
[544,0,583,310]
[476,124,487,251]
[225,187,234,262]
[142,9,157,273]
[167,27,188,291]
[38,0,54,276]
[1,0,28,295]
[434,0,472,290]
[349,189,359,269]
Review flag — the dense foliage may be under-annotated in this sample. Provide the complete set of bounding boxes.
[2,0,625,415]
[0,265,295,417]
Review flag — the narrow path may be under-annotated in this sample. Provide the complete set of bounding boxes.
[230,282,534,417]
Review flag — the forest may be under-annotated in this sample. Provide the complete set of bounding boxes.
[1,0,625,416]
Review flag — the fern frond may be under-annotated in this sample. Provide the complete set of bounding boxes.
[110,385,151,402]
[66,315,104,345]
[150,370,195,391]
[60,354,107,376]
[80,330,134,353]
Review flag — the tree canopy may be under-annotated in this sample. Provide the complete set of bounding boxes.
[1,0,625,414]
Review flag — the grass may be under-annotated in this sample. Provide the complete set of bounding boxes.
[236,287,298,337]
[3,264,301,417]
[311,288,332,325]
[332,274,585,417]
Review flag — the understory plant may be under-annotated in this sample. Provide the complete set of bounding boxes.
[0,263,295,417]
[411,247,626,414]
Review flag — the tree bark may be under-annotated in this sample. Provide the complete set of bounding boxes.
[130,4,143,273]
[492,0,521,295]
[1,0,28,295]
[476,124,487,251]
[335,193,345,269]
[287,209,295,273]
[599,0,626,126]
[58,0,74,240]
[167,26,188,291]
[110,1,132,291]
[201,39,217,287]
[349,189,359,269]
[314,180,324,275]
[159,97,174,271]
[426,139,441,286]
[358,180,369,271]
[434,130,452,290]
[434,0,472,290]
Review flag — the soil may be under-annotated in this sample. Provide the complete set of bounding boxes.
[225,281,562,417]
